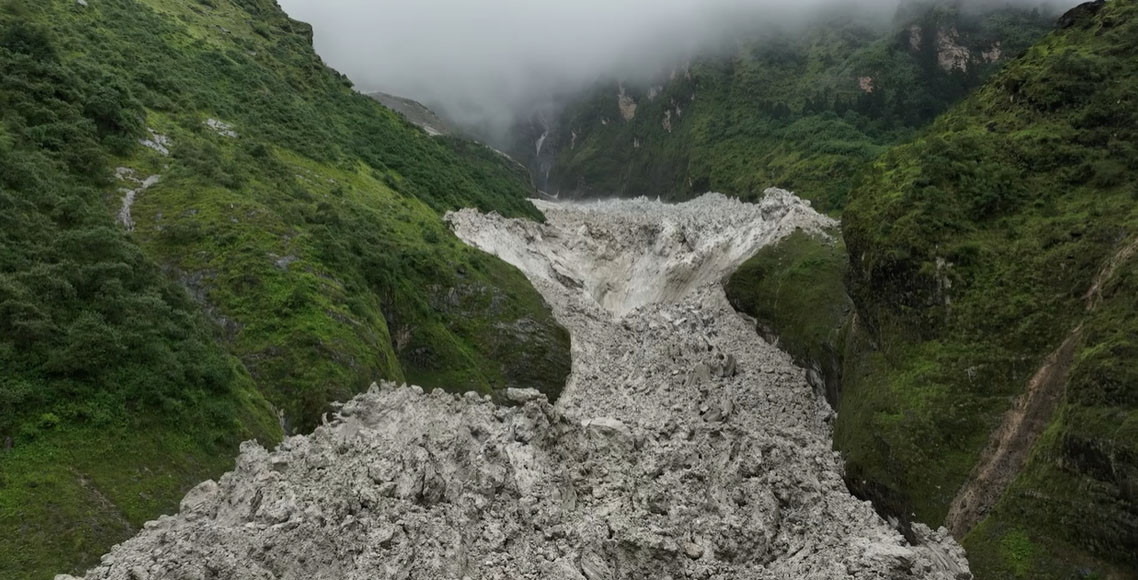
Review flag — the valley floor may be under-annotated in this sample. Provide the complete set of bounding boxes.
[62,192,972,579]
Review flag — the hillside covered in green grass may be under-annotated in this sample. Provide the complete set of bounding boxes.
[841,1,1137,576]
[522,1,1053,213]
[0,0,568,577]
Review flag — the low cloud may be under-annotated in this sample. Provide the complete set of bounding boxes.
[277,0,1062,136]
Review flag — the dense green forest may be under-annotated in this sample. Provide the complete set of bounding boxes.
[0,0,568,577]
[530,1,1054,213]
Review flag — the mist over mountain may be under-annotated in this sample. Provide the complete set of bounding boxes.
[279,0,1075,141]
[276,0,902,137]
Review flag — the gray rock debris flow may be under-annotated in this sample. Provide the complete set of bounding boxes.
[60,190,971,580]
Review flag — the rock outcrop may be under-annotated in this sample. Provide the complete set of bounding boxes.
[617,85,638,121]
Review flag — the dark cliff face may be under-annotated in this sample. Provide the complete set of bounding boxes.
[500,105,569,195]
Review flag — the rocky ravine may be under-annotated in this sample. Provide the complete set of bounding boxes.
[61,190,970,580]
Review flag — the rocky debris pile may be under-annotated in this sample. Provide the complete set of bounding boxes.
[63,383,967,580]
[368,91,453,137]
[63,190,970,579]
[446,189,841,432]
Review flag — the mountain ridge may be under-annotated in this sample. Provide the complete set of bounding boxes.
[840,1,1137,574]
[0,1,568,577]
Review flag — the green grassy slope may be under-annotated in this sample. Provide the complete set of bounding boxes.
[537,2,1053,212]
[0,0,569,577]
[841,1,1138,576]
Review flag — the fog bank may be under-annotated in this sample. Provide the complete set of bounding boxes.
[277,0,1067,136]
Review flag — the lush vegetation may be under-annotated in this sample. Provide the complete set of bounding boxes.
[536,2,1053,213]
[0,0,568,577]
[841,1,1138,576]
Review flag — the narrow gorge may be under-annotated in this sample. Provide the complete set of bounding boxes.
[5,1,1134,578]
[62,191,971,580]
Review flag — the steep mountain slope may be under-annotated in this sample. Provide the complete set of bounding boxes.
[518,1,1054,212]
[840,0,1137,576]
[0,0,568,578]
